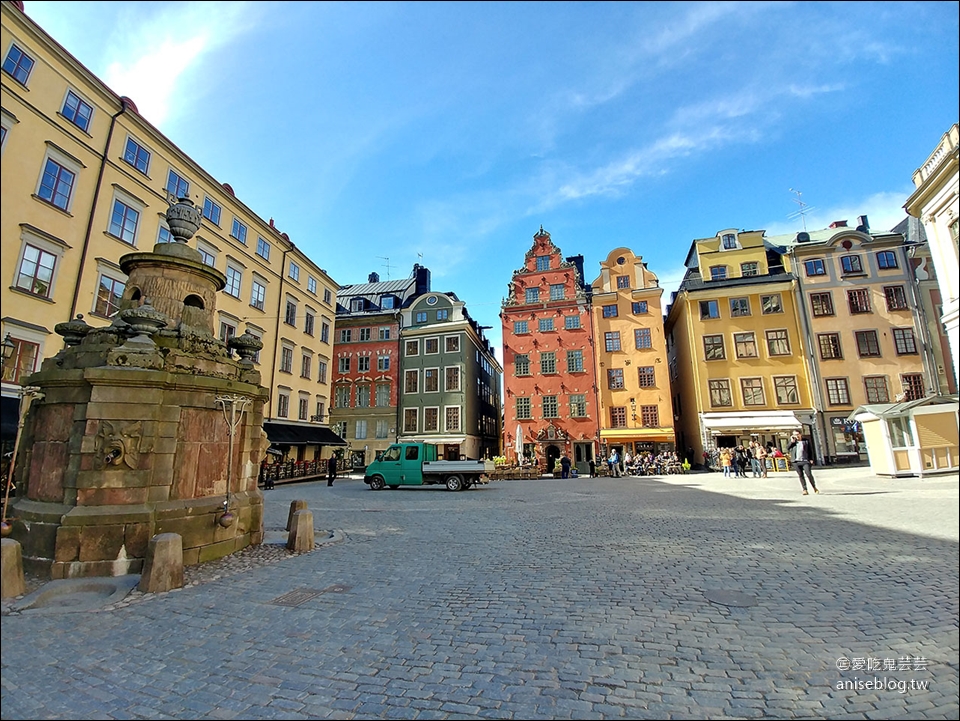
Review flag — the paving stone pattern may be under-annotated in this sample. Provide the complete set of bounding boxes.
[1,467,957,719]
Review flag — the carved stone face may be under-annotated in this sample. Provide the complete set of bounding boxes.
[94,420,142,470]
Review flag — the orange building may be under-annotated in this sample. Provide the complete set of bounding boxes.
[500,228,598,475]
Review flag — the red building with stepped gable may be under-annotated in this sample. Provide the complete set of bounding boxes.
[500,227,599,475]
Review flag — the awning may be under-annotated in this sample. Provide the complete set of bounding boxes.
[600,427,674,440]
[1,394,19,443]
[701,412,802,432]
[263,421,348,446]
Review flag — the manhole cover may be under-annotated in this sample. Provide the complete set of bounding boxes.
[324,584,351,593]
[270,588,325,607]
[703,589,757,608]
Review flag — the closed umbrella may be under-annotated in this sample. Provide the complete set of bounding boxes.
[515,424,523,462]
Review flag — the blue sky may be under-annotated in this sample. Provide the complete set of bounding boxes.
[23,1,960,360]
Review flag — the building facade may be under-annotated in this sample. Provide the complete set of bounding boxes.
[590,248,674,461]
[1,1,344,464]
[905,123,960,391]
[397,291,502,460]
[330,266,431,468]
[500,228,597,475]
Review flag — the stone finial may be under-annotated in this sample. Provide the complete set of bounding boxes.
[164,195,202,243]
[119,298,168,346]
[228,332,264,367]
[54,314,92,347]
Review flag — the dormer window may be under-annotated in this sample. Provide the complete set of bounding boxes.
[350,298,364,312]
[710,266,727,281]
[721,233,738,250]
[381,296,395,309]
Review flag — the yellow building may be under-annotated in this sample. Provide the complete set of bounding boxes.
[590,248,673,459]
[665,229,816,463]
[772,218,932,462]
[1,2,343,463]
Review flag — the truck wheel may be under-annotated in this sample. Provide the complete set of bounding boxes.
[445,474,463,492]
[369,475,385,491]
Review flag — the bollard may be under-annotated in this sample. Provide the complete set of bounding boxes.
[1,538,27,599]
[138,533,184,593]
[286,509,315,553]
[286,500,308,531]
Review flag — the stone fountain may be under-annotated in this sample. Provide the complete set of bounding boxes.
[8,195,269,578]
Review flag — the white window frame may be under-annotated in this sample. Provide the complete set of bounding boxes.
[122,134,151,175]
[36,144,83,213]
[423,406,440,432]
[251,276,267,311]
[12,227,67,300]
[288,261,300,281]
[444,365,461,392]
[444,405,462,433]
[61,88,94,133]
[231,217,248,244]
[92,260,127,318]
[444,335,460,353]
[224,264,243,299]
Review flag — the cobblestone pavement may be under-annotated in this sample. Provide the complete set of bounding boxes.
[1,467,957,719]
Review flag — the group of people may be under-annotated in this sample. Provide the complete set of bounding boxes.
[713,432,820,495]
[592,449,687,477]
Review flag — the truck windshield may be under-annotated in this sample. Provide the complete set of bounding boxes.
[382,447,401,462]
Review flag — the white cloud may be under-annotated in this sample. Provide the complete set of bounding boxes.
[762,190,915,237]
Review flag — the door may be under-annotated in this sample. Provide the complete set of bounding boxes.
[401,444,423,484]
[545,444,560,474]
[376,445,403,484]
[573,442,592,476]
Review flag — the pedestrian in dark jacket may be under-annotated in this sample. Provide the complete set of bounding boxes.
[327,455,337,486]
[787,431,819,495]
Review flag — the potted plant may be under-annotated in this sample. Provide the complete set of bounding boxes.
[553,461,563,478]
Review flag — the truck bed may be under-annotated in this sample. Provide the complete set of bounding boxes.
[422,460,495,475]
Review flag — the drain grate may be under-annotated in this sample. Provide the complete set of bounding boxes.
[270,588,325,607]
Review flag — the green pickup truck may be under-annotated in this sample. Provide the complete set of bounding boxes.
[363,442,495,491]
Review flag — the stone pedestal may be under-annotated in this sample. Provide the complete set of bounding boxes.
[286,510,314,553]
[1,538,27,598]
[286,500,308,531]
[139,533,184,593]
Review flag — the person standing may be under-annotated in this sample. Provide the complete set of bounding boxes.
[720,448,733,477]
[610,449,621,477]
[787,430,819,495]
[326,454,337,487]
[755,442,768,478]
[560,455,572,479]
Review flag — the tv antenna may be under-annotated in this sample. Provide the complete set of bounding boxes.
[377,256,392,280]
[788,188,815,231]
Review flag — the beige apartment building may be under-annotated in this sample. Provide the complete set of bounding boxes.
[1,1,343,462]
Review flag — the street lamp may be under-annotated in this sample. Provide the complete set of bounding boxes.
[1,334,14,368]
[630,397,637,422]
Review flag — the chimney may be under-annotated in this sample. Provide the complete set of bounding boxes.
[829,220,848,229]
[368,272,380,283]
[856,215,869,232]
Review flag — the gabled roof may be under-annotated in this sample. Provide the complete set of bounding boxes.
[338,278,412,297]
[850,394,959,420]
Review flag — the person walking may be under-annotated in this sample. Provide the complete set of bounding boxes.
[610,449,621,477]
[787,430,819,495]
[755,441,768,478]
[560,455,572,479]
[326,454,337,487]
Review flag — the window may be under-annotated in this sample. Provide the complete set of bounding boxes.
[700,300,720,319]
[607,368,624,389]
[166,169,189,199]
[94,275,124,317]
[405,340,419,356]
[884,286,908,311]
[542,396,558,418]
[317,360,327,383]
[825,378,851,405]
[3,43,35,85]
[640,405,659,427]
[538,318,554,332]
[403,409,418,433]
[864,376,889,403]
[710,266,727,281]
[423,368,439,392]
[540,352,557,374]
[765,330,790,356]
[761,294,783,314]
[375,383,390,407]
[515,354,530,375]
[810,292,834,317]
[339,328,352,343]
[15,244,57,297]
[513,320,528,334]
[855,330,881,358]
[536,255,550,271]
[627,329,651,352]
[847,289,871,314]
[437,309,448,321]
[357,356,370,373]
[323,289,332,305]
[566,350,583,372]
[638,366,655,387]
[202,197,222,225]
[721,233,737,249]
[516,397,532,419]
[356,385,370,407]
[404,369,419,393]
[550,283,565,300]
[617,276,631,289]
[565,315,581,329]
[288,262,300,281]
[602,304,618,318]
[320,321,330,343]
[224,266,242,298]
[741,378,765,405]
[123,137,150,175]
[734,332,758,359]
[381,296,395,309]
[425,338,439,354]
[818,333,842,360]
[704,335,725,360]
[108,198,140,245]
[415,311,428,323]
[349,298,365,312]
[338,357,350,373]
[315,400,326,422]
[709,379,732,407]
[804,259,826,276]
[256,237,271,260]
[445,336,460,353]
[892,328,917,355]
[379,327,391,341]
[876,251,898,269]
[598,331,618,352]
[38,158,76,210]
[774,376,799,404]
[730,297,750,317]
[1,337,39,384]
[610,407,627,428]
[570,394,587,417]
[231,218,247,244]
[276,393,289,418]
[377,355,390,372]
[285,300,297,326]
[630,301,647,315]
[301,355,312,379]
[158,226,173,244]
[354,420,367,439]
[840,255,863,275]
[423,408,439,432]
[298,399,309,421]
[901,373,924,401]
[304,311,315,336]
[62,90,93,132]
[280,346,293,373]
[740,262,759,277]
[525,288,540,303]
[887,416,914,447]
[445,406,461,433]
[219,321,239,347]
[354,328,369,342]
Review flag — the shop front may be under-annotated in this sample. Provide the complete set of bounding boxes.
[700,411,810,461]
